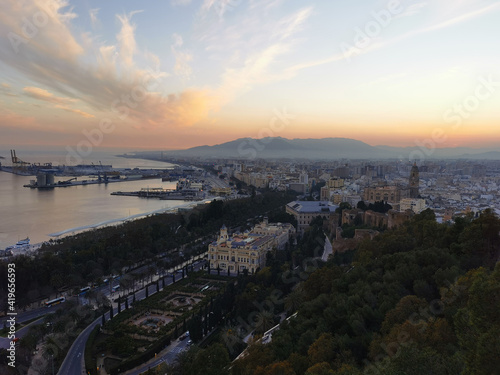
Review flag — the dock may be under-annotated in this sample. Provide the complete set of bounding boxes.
[111,188,203,201]
[22,175,162,189]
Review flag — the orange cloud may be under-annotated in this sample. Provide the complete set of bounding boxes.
[127,89,212,129]
[22,86,94,118]
[55,105,95,118]
[23,86,75,105]
[0,1,210,131]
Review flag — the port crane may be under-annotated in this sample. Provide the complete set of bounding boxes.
[10,149,30,171]
[9,149,52,173]
[99,161,108,183]
[90,161,108,183]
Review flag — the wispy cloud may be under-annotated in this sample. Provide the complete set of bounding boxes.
[55,105,95,118]
[0,0,211,129]
[23,86,94,118]
[0,82,17,97]
[286,2,500,75]
[417,2,500,33]
[89,8,100,27]
[116,10,143,68]
[195,3,313,106]
[171,33,193,79]
[0,0,313,131]
[23,86,75,105]
[201,0,237,19]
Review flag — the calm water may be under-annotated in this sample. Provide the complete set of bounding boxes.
[0,149,187,249]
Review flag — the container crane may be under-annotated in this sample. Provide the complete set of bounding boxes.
[10,149,30,172]
[99,161,108,183]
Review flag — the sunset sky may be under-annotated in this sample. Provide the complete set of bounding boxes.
[1,0,500,150]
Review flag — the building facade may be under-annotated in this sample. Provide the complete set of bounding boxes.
[400,198,426,213]
[208,221,293,274]
[286,201,338,234]
[363,185,410,204]
[251,218,295,250]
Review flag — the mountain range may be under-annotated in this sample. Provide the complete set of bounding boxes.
[147,137,500,160]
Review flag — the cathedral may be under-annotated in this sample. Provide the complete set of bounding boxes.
[409,163,420,198]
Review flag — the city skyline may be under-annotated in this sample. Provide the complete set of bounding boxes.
[1,0,500,150]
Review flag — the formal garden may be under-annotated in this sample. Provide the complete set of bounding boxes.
[87,271,231,374]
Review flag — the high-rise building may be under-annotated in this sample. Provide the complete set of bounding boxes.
[409,163,420,198]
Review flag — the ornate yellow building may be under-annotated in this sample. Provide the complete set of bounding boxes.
[208,221,293,274]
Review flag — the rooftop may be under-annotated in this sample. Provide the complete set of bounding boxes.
[287,201,338,213]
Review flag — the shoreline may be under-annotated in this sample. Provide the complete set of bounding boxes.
[46,199,212,239]
[0,200,202,253]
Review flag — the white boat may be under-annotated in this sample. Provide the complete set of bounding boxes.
[15,237,30,247]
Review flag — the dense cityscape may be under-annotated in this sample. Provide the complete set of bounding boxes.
[1,150,499,374]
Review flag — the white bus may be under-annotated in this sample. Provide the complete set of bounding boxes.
[45,297,65,308]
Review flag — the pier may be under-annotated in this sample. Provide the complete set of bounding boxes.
[22,175,162,189]
[111,188,203,201]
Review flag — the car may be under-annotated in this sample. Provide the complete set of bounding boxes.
[187,339,193,345]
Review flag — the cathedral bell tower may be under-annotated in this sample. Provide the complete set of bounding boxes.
[409,162,420,198]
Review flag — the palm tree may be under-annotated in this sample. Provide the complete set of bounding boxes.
[255,311,274,334]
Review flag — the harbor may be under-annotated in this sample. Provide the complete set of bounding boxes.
[0,149,206,189]
[0,149,233,251]
[0,157,187,250]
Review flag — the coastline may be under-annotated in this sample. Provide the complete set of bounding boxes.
[0,154,188,250]
[46,198,213,239]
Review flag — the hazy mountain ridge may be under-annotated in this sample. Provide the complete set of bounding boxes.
[157,137,500,160]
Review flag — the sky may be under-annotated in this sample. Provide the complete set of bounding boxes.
[1,0,500,151]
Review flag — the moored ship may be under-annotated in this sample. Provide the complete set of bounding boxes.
[15,237,30,247]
